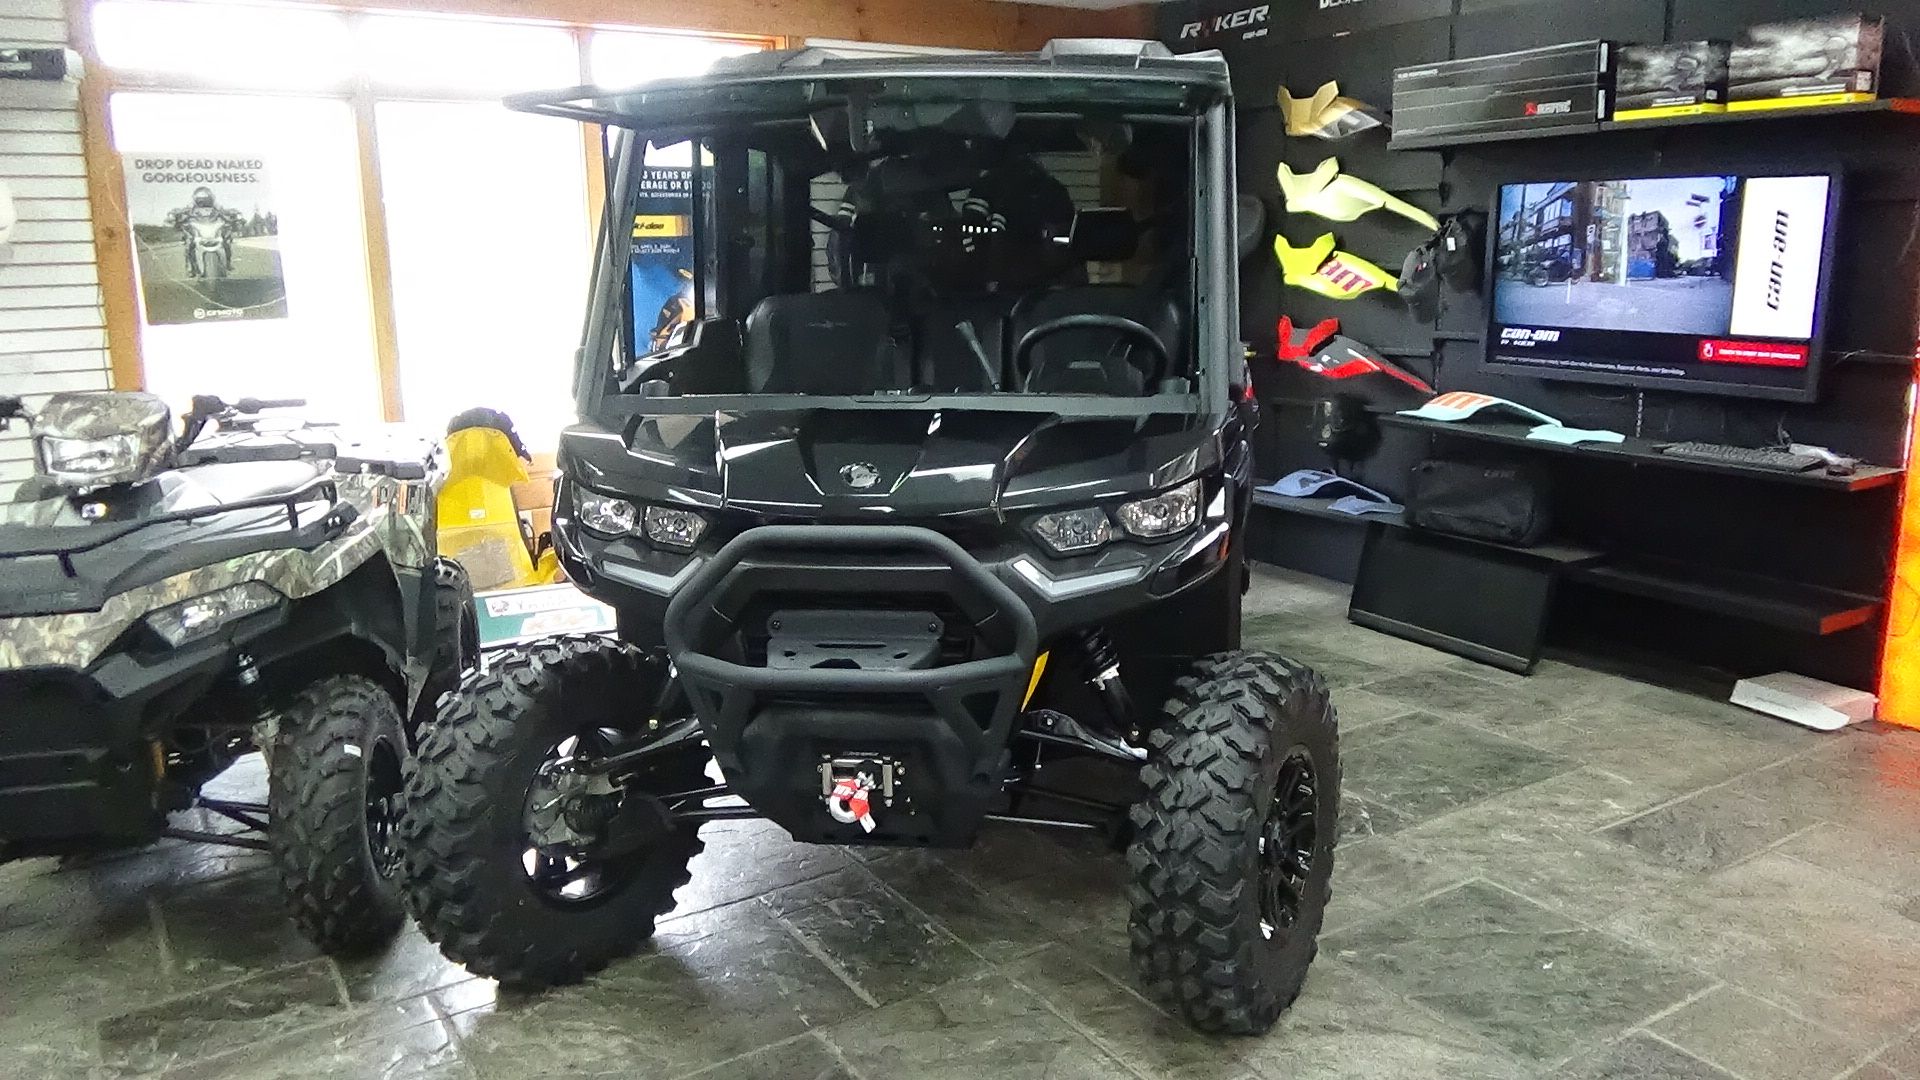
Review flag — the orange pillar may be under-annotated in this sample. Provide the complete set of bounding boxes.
[1878,365,1920,728]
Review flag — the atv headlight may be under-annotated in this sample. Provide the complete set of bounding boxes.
[1033,506,1113,555]
[1116,480,1201,539]
[643,505,708,551]
[38,434,143,485]
[575,488,639,536]
[144,581,283,647]
[31,390,174,490]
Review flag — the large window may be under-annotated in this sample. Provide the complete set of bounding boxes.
[377,101,590,449]
[88,0,773,448]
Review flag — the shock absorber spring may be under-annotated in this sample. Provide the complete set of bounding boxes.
[1074,628,1134,732]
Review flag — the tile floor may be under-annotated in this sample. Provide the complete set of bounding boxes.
[7,566,1920,1079]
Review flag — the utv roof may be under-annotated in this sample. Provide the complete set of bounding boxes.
[507,39,1230,130]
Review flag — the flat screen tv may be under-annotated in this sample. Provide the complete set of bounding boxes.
[1484,171,1841,402]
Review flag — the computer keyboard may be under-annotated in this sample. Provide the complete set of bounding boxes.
[1656,442,1825,472]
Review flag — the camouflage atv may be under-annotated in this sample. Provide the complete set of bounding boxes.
[0,390,477,954]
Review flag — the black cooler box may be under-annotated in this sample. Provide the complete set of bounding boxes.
[1392,41,1614,144]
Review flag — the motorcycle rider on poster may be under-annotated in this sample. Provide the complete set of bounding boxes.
[165,186,244,279]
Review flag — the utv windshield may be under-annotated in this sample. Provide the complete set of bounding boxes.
[533,70,1223,410]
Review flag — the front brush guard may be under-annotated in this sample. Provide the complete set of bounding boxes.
[663,526,1039,844]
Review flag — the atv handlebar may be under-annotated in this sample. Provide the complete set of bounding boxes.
[175,395,308,453]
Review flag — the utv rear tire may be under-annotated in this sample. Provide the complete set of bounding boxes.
[269,675,410,955]
[420,557,478,725]
[1126,651,1338,1035]
[398,635,704,988]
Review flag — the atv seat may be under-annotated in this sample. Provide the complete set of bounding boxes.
[744,291,912,395]
[1013,284,1185,395]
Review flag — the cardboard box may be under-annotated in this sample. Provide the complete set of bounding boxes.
[1615,41,1730,121]
[1729,13,1883,111]
[1393,41,1613,143]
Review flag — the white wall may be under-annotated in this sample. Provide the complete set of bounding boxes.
[0,0,111,490]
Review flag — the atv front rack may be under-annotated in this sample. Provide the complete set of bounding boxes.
[0,475,346,567]
[663,525,1039,844]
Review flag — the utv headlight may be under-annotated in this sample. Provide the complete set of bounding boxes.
[575,488,639,536]
[144,581,283,647]
[1033,506,1113,555]
[643,505,708,551]
[1116,480,1201,539]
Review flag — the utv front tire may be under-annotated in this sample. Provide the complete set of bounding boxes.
[268,675,410,955]
[399,636,703,988]
[1127,651,1339,1035]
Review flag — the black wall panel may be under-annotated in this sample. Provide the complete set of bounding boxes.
[1455,0,1665,54]
[1159,0,1920,682]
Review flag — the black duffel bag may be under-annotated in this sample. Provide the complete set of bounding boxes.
[1405,459,1553,546]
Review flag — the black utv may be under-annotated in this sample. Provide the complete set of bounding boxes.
[0,392,475,955]
[400,39,1340,1035]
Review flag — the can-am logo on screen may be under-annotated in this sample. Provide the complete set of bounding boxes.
[1502,328,1563,344]
[1179,4,1271,41]
[1320,0,1366,8]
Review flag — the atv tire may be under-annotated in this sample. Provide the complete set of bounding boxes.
[268,674,410,955]
[399,635,704,988]
[420,557,478,725]
[1126,651,1338,1035]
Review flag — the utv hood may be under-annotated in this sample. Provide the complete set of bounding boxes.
[561,407,1218,519]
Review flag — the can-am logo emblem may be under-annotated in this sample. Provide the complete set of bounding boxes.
[840,462,882,490]
[1178,4,1270,40]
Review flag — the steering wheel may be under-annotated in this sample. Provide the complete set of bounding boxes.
[1013,314,1171,392]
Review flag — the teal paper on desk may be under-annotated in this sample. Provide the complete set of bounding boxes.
[1527,425,1626,446]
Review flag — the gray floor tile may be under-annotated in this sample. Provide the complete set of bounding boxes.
[776,885,991,1007]
[1328,686,1420,734]
[970,842,1131,940]
[1849,1066,1906,1080]
[1005,945,1254,1080]
[448,901,866,1079]
[826,970,1138,1079]
[1651,985,1867,1080]
[1606,852,1920,1044]
[1519,706,1806,800]
[1629,685,1829,750]
[159,999,475,1080]
[1359,668,1598,734]
[1239,958,1532,1080]
[154,870,324,986]
[1330,881,1711,1065]
[1342,715,1574,826]
[666,818,859,921]
[1600,780,1824,875]
[1340,793,1415,842]
[1375,800,1695,931]
[1866,1030,1920,1077]
[860,851,1060,962]
[1778,820,1920,902]
[97,959,352,1076]
[1554,1032,1739,1080]
[682,1033,854,1080]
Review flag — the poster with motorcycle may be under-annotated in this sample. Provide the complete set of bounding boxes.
[122,155,289,325]
[630,166,695,353]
